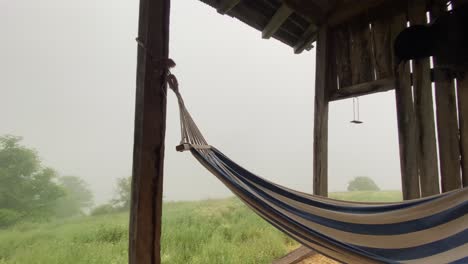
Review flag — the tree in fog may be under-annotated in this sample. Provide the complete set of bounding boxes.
[55,176,94,217]
[112,176,131,210]
[0,135,64,225]
[347,176,380,191]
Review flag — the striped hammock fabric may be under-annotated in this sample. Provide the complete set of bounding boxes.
[168,78,468,264]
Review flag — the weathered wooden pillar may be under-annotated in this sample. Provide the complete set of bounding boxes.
[453,0,468,188]
[313,26,330,197]
[129,0,171,263]
[431,0,462,192]
[408,0,440,197]
[393,12,421,200]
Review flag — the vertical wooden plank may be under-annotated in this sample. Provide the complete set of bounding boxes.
[371,17,393,79]
[458,77,468,187]
[453,0,468,188]
[332,26,352,89]
[431,0,462,192]
[349,17,374,85]
[129,0,170,263]
[408,0,440,196]
[393,12,421,200]
[313,26,330,197]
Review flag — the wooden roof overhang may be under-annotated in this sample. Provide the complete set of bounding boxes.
[197,0,396,53]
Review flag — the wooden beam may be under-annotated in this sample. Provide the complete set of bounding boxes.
[431,1,462,192]
[327,0,408,27]
[217,0,241,14]
[272,246,316,264]
[330,78,394,101]
[458,77,468,187]
[294,23,318,54]
[313,26,330,196]
[395,64,421,200]
[129,0,170,263]
[262,4,293,39]
[408,0,440,197]
[454,0,468,188]
[392,11,420,200]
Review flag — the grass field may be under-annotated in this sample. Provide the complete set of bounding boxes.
[0,191,401,264]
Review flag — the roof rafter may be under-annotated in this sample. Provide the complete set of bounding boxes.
[293,23,318,54]
[262,4,293,39]
[217,0,241,14]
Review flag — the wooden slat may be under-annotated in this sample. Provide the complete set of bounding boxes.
[330,78,394,101]
[129,0,170,263]
[458,77,468,187]
[293,23,318,54]
[431,0,462,192]
[408,0,440,197]
[332,26,352,88]
[454,0,468,188]
[272,246,316,264]
[371,17,393,79]
[217,0,241,14]
[313,26,330,197]
[348,17,374,85]
[393,12,421,200]
[262,4,293,39]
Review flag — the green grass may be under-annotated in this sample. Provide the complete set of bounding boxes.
[0,191,401,264]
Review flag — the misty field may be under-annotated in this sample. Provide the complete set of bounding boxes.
[0,191,401,264]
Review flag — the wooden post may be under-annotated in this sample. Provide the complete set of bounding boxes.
[313,26,330,197]
[408,0,440,197]
[458,77,468,187]
[129,0,170,263]
[393,13,421,200]
[453,0,468,188]
[431,1,462,192]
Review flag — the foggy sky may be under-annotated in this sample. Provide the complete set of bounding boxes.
[1,0,402,204]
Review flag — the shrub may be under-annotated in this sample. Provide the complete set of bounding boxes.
[90,204,117,216]
[0,209,22,228]
[347,177,380,191]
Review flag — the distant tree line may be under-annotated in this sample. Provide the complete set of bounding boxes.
[347,176,380,191]
[0,135,94,227]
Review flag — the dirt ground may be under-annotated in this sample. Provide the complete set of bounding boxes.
[299,254,339,264]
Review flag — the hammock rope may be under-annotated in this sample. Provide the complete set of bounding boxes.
[164,67,468,264]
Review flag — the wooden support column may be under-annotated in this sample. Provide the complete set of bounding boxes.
[129,0,170,263]
[458,77,468,187]
[393,13,421,200]
[408,0,440,196]
[313,26,330,197]
[431,1,462,192]
[453,0,468,188]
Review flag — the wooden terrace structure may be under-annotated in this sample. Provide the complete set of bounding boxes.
[129,0,468,263]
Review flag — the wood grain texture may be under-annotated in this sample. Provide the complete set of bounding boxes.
[393,12,421,200]
[453,0,468,188]
[371,17,393,79]
[313,26,330,197]
[272,246,316,264]
[431,0,462,192]
[408,0,440,196]
[330,78,394,101]
[129,0,170,263]
[349,17,374,85]
[332,26,352,89]
[457,77,468,187]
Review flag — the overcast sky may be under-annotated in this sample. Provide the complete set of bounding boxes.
[1,0,402,204]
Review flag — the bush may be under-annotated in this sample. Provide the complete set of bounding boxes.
[90,204,117,216]
[347,177,380,191]
[0,209,22,228]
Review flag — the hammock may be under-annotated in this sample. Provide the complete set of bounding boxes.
[166,74,468,264]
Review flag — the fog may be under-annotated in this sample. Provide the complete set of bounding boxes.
[1,0,401,204]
